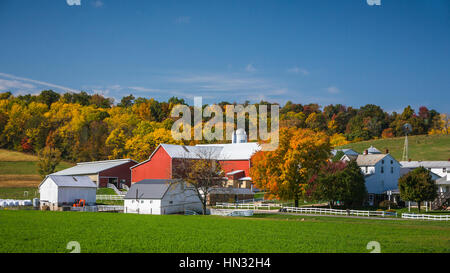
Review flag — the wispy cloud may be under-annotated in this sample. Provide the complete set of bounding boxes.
[326,86,340,94]
[0,79,35,91]
[245,64,256,72]
[175,16,191,24]
[129,86,162,93]
[287,66,309,76]
[92,0,104,8]
[0,72,79,93]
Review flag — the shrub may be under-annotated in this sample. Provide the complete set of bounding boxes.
[379,200,397,209]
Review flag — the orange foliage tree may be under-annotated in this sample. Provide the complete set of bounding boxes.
[250,128,331,207]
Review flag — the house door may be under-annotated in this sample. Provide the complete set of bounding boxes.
[368,194,375,206]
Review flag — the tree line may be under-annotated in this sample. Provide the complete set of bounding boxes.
[0,90,448,164]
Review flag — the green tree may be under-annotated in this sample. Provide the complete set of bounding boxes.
[398,167,437,212]
[312,160,367,208]
[37,146,62,178]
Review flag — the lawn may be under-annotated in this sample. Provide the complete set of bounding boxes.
[337,134,450,161]
[0,210,449,253]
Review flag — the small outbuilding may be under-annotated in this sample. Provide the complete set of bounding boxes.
[52,159,137,189]
[124,179,203,215]
[39,175,97,211]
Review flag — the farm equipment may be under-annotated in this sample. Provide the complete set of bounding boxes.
[73,199,86,207]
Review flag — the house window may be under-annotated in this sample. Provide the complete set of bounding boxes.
[140,200,144,204]
[169,201,173,204]
[390,160,393,164]
[381,166,384,174]
[391,167,393,174]
[443,168,447,173]
[382,160,384,164]
[365,166,368,173]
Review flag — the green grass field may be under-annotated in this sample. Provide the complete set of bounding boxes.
[0,210,449,253]
[337,134,450,161]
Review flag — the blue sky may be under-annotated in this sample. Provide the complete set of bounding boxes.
[0,0,449,112]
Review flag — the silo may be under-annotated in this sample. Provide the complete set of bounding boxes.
[232,128,247,143]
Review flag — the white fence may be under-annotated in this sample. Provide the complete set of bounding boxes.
[215,202,282,210]
[282,207,397,217]
[402,213,450,221]
[97,205,124,212]
[96,195,124,201]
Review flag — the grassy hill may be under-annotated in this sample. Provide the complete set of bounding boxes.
[337,134,450,161]
[0,149,74,192]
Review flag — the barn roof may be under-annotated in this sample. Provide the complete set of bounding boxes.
[161,144,223,159]
[40,175,97,188]
[124,179,177,199]
[53,159,137,175]
[197,142,261,160]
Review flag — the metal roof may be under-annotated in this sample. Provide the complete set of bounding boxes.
[124,179,177,199]
[196,142,261,160]
[367,146,382,154]
[400,161,450,169]
[436,176,450,185]
[40,175,97,188]
[356,154,387,166]
[209,187,254,195]
[161,144,223,159]
[331,149,359,156]
[52,159,136,175]
[226,170,245,175]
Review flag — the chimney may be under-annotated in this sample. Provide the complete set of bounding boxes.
[385,149,389,154]
[364,149,368,155]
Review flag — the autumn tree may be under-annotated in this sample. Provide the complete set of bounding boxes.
[172,147,225,215]
[37,146,62,178]
[398,167,437,212]
[250,128,331,207]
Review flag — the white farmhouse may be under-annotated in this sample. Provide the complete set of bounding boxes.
[341,148,401,206]
[39,175,97,210]
[124,179,202,215]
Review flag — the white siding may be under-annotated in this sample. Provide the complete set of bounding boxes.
[58,187,96,205]
[39,177,58,203]
[361,154,401,194]
[124,183,202,215]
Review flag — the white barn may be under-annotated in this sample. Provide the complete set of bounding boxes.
[39,175,97,210]
[124,179,202,215]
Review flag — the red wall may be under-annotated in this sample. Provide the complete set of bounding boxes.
[131,147,172,183]
[220,160,251,177]
[99,161,137,187]
[131,146,252,183]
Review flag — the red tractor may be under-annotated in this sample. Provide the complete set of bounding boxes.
[73,199,86,207]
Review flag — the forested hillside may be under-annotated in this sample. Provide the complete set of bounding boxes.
[0,90,447,163]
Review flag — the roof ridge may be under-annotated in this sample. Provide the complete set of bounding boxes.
[77,158,133,165]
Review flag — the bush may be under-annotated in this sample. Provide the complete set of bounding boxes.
[386,209,396,213]
[379,200,397,209]
[376,209,384,211]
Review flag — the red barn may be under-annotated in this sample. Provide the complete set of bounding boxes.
[130,143,260,189]
[52,159,138,189]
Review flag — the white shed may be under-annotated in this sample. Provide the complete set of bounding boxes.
[124,179,202,215]
[39,175,97,209]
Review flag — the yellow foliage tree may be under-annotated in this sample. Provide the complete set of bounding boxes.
[250,128,331,206]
